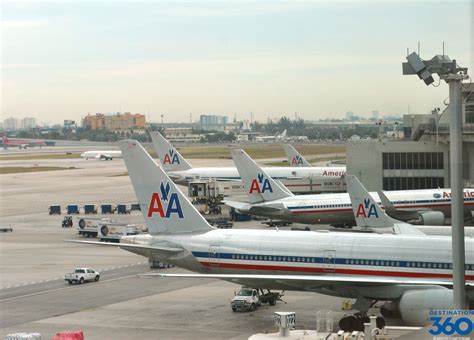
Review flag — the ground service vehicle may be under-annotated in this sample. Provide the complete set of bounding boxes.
[62,216,73,228]
[64,268,100,284]
[231,287,282,312]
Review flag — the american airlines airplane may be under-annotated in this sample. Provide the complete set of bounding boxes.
[71,140,473,330]
[224,149,474,225]
[80,150,122,160]
[283,144,312,167]
[150,132,346,193]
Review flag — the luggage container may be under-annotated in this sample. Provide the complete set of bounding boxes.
[116,204,130,214]
[84,204,97,214]
[101,204,113,214]
[130,203,141,211]
[67,204,79,214]
[49,205,61,215]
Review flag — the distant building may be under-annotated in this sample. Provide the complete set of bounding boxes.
[345,111,354,120]
[64,120,77,129]
[82,112,146,131]
[372,110,379,120]
[199,115,228,131]
[21,117,37,129]
[4,117,19,130]
[163,127,201,143]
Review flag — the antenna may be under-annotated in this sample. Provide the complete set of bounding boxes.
[406,48,409,57]
[417,41,420,56]
[189,112,192,124]
[442,41,445,56]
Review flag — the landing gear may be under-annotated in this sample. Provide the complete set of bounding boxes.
[338,297,385,333]
[339,313,385,332]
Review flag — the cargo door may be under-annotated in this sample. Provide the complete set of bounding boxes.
[208,245,220,267]
[323,250,336,272]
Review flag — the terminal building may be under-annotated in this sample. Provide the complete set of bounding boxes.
[347,83,474,191]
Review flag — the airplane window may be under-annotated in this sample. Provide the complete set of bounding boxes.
[391,261,395,266]
[407,262,410,267]
[278,257,281,261]
[396,262,400,267]
[375,261,379,266]
[427,263,431,268]
[345,259,350,264]
[422,263,426,268]
[370,261,374,265]
[245,255,248,260]
[306,257,310,262]
[232,254,235,259]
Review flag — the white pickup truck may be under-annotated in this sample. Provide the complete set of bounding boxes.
[64,268,100,284]
[230,287,282,312]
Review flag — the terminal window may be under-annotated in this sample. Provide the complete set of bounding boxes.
[382,152,444,170]
[383,176,444,190]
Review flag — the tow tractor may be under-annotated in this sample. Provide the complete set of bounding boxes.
[61,216,73,228]
[231,287,283,312]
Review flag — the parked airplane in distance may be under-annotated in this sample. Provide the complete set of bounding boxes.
[70,140,473,329]
[150,131,346,194]
[224,149,474,226]
[80,150,122,160]
[1,136,46,149]
[283,144,312,167]
[255,129,288,143]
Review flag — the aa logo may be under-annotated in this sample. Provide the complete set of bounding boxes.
[356,198,379,218]
[249,173,273,194]
[162,149,180,165]
[291,156,304,166]
[147,182,184,218]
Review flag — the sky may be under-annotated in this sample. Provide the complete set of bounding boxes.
[1,0,473,125]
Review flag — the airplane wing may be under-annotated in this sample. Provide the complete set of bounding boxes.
[147,273,474,289]
[65,240,183,253]
[223,200,250,211]
[223,201,285,214]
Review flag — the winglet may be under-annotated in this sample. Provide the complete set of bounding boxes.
[230,149,293,204]
[119,140,212,235]
[283,145,312,167]
[150,132,192,171]
[346,175,424,235]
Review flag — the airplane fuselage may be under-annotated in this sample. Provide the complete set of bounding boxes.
[125,229,474,301]
[168,166,346,186]
[237,189,474,224]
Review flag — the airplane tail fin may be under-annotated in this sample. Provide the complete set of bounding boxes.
[283,144,312,167]
[346,175,424,235]
[230,149,293,204]
[150,132,192,172]
[119,140,212,235]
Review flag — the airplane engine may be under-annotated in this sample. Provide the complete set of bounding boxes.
[418,211,445,225]
[385,289,455,326]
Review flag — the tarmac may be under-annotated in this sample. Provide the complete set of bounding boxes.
[0,147,410,339]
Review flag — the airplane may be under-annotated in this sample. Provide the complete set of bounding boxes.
[224,149,474,226]
[1,136,46,149]
[255,130,288,143]
[80,150,122,160]
[283,144,312,167]
[150,131,346,193]
[69,140,473,330]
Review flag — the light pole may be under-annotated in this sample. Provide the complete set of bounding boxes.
[403,52,469,309]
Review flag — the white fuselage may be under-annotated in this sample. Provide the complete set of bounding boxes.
[168,166,346,185]
[238,188,474,224]
[126,229,474,300]
[80,151,123,160]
